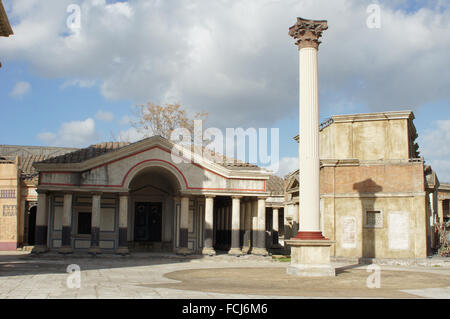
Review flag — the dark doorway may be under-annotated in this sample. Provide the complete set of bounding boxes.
[27,206,37,245]
[134,202,162,242]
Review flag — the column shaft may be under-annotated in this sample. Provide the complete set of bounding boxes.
[59,193,73,253]
[32,191,48,253]
[229,197,242,255]
[297,46,323,239]
[116,194,129,254]
[202,196,216,255]
[177,196,191,254]
[272,208,281,248]
[242,200,252,254]
[89,194,101,253]
[252,198,268,255]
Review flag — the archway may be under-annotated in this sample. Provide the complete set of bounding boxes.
[128,166,182,252]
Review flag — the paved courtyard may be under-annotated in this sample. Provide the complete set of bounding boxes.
[0,251,449,299]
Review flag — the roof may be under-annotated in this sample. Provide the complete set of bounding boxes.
[0,0,13,37]
[39,142,130,164]
[37,137,259,169]
[0,145,78,182]
[266,175,285,195]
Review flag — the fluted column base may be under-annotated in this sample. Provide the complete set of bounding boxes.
[228,247,242,256]
[251,247,268,256]
[202,247,216,256]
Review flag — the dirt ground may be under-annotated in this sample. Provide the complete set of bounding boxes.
[145,267,450,298]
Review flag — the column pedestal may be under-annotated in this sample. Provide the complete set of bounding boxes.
[285,239,335,277]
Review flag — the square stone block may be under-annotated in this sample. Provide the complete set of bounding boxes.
[285,239,336,277]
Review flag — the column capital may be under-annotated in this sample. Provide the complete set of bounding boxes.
[90,191,103,196]
[36,189,49,195]
[289,17,328,50]
[232,195,243,200]
[204,194,216,199]
[118,192,129,197]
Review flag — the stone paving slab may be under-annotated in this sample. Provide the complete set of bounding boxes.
[0,252,449,299]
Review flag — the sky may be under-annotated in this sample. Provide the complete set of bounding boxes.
[0,0,449,181]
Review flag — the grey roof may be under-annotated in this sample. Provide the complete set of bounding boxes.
[0,145,78,181]
[37,137,259,169]
[266,175,285,195]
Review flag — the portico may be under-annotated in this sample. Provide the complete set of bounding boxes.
[31,136,271,255]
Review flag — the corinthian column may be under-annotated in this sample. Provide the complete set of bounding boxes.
[286,17,335,277]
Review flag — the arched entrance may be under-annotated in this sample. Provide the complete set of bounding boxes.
[128,166,182,252]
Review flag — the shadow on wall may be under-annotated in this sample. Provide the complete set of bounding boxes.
[353,179,383,259]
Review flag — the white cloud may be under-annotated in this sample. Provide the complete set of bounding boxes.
[2,0,450,128]
[419,119,450,182]
[60,79,96,89]
[119,115,132,126]
[9,81,31,98]
[116,127,146,143]
[37,118,100,147]
[95,109,114,122]
[264,156,298,177]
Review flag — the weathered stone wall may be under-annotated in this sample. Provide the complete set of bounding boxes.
[320,118,411,161]
[320,162,427,258]
[0,161,19,250]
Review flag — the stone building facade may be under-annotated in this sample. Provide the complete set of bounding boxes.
[285,111,441,259]
[0,137,287,255]
[0,146,78,250]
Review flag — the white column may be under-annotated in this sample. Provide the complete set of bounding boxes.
[32,190,48,253]
[59,193,73,254]
[229,196,242,255]
[252,197,268,255]
[202,196,216,255]
[298,46,321,234]
[242,200,252,254]
[177,196,191,255]
[116,193,129,254]
[286,17,334,277]
[272,208,281,248]
[89,193,101,254]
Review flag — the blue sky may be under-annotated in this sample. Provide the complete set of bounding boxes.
[1,0,449,180]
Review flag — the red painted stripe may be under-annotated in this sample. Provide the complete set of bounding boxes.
[0,242,17,251]
[39,145,267,192]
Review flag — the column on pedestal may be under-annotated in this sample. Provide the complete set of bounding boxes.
[252,197,268,255]
[89,193,101,254]
[242,200,252,254]
[286,17,335,276]
[32,190,48,253]
[59,193,73,254]
[116,193,129,254]
[251,199,258,253]
[177,196,191,255]
[202,195,216,255]
[228,196,242,255]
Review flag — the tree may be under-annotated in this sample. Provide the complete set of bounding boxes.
[131,102,208,140]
